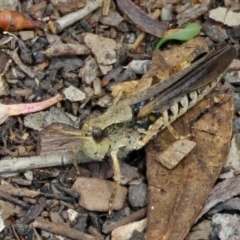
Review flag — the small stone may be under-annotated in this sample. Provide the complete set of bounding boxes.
[186,220,212,240]
[233,117,240,134]
[99,11,124,27]
[209,7,227,23]
[0,0,19,11]
[220,137,240,179]
[211,214,240,240]
[63,86,86,102]
[72,213,88,232]
[24,111,46,131]
[24,171,33,181]
[83,33,116,65]
[127,60,152,75]
[161,4,173,21]
[67,209,78,222]
[233,93,240,113]
[18,31,35,41]
[50,212,64,224]
[43,107,79,128]
[128,183,148,208]
[225,10,240,27]
[72,177,127,211]
[120,163,139,185]
[79,56,98,84]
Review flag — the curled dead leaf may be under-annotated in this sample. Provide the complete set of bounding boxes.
[0,10,39,31]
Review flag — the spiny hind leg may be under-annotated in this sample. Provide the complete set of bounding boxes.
[108,149,121,217]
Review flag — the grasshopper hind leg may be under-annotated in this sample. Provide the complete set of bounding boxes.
[108,149,121,217]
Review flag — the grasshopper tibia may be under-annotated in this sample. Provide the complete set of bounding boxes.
[108,149,121,216]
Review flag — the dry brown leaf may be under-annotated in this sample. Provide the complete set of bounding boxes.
[116,0,168,37]
[111,78,152,98]
[146,93,234,240]
[196,176,240,222]
[112,38,208,99]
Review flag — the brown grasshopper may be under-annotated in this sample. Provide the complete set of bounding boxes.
[39,44,236,212]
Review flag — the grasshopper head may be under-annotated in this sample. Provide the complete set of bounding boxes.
[81,124,110,161]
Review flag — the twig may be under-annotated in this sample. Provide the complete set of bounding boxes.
[49,0,103,34]
[2,49,35,78]
[88,226,104,240]
[102,207,147,233]
[0,152,72,174]
[32,217,95,240]
[45,43,90,57]
[0,184,39,198]
[0,190,29,208]
[102,0,111,16]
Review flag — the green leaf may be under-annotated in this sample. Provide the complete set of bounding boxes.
[155,23,202,50]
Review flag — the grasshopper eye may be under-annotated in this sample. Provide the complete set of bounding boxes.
[92,126,106,142]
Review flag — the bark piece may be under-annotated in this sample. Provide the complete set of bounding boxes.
[177,1,211,26]
[220,136,240,179]
[116,0,168,38]
[32,217,95,240]
[99,10,124,27]
[51,0,86,15]
[208,197,240,216]
[24,111,46,131]
[146,94,234,240]
[45,43,90,57]
[211,214,240,240]
[20,197,46,224]
[0,200,22,220]
[197,176,240,221]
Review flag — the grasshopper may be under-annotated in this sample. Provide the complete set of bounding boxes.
[39,44,236,212]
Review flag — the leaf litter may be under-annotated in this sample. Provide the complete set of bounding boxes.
[0,0,239,240]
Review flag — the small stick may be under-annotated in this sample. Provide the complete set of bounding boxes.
[88,226,104,240]
[2,49,35,78]
[11,178,32,186]
[45,43,90,57]
[130,9,161,51]
[0,152,72,174]
[49,0,103,34]
[32,217,95,240]
[0,190,29,208]
[102,0,111,16]
[0,184,39,198]
[102,207,147,233]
